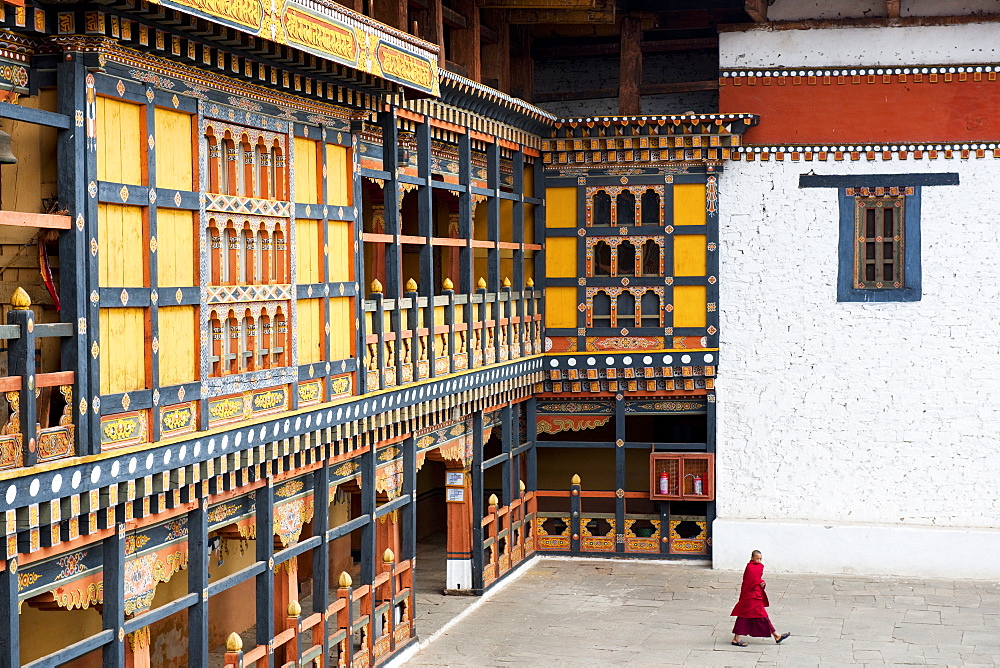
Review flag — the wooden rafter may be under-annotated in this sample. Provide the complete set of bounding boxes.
[745,0,767,22]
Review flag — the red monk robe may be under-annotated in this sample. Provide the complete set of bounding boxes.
[730,559,769,618]
[730,559,776,638]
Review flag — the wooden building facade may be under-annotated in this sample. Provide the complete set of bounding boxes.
[0,1,763,666]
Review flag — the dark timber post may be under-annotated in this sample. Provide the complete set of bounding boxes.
[312,462,331,658]
[102,525,126,667]
[57,50,94,455]
[0,555,18,667]
[471,410,484,590]
[619,15,643,116]
[8,291,37,467]
[187,496,210,664]
[615,396,626,554]
[255,482,275,667]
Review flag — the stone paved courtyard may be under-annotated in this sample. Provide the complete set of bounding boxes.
[403,557,1000,667]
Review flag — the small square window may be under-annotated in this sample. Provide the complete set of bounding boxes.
[854,196,904,290]
[837,187,921,302]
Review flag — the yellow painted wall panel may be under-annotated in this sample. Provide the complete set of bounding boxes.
[325,144,350,205]
[157,208,196,287]
[545,286,578,328]
[500,199,514,243]
[546,187,577,227]
[673,286,707,328]
[524,203,535,244]
[97,96,143,185]
[296,219,321,284]
[158,306,197,386]
[297,298,323,364]
[154,108,193,191]
[673,234,707,277]
[546,237,577,277]
[328,297,352,360]
[294,137,320,204]
[327,221,351,282]
[98,203,145,287]
[673,183,706,226]
[100,307,147,394]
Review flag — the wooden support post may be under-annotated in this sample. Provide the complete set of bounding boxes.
[7,289,37,467]
[254,483,275,666]
[103,525,126,668]
[312,465,331,660]
[450,0,481,80]
[360,447,376,584]
[444,464,472,590]
[370,287,385,389]
[615,396,627,554]
[457,132,473,295]
[187,498,210,664]
[56,51,94,455]
[0,556,19,668]
[569,474,581,553]
[374,0,407,30]
[222,633,244,668]
[526,398,537,492]
[444,279,456,374]
[405,282,419,381]
[619,15,643,116]
[380,111,401,298]
[336,574,354,666]
[481,9,511,92]
[471,410,485,590]
[416,121,436,371]
[352,116,368,396]
[509,26,534,101]
[500,405,512,506]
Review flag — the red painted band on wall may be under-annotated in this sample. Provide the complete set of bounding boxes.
[719,75,1000,145]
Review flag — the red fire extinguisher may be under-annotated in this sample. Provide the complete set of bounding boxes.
[658,471,669,495]
[693,475,703,495]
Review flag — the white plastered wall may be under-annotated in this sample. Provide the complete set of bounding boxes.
[720,21,1000,69]
[766,0,1000,21]
[713,156,1000,578]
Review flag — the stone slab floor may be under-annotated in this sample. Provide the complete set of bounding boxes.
[404,558,1000,667]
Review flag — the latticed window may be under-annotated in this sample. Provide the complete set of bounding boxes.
[854,196,904,289]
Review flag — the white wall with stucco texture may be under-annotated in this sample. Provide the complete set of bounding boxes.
[713,156,1000,576]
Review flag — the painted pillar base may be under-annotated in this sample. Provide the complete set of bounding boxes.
[445,559,472,591]
[713,518,1000,579]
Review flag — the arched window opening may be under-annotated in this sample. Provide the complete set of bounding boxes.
[273,310,288,366]
[641,291,660,328]
[206,130,220,193]
[641,240,661,277]
[209,221,223,285]
[221,133,237,195]
[239,136,254,197]
[257,226,269,284]
[617,242,636,277]
[592,291,611,328]
[225,223,240,285]
[242,225,255,284]
[617,292,636,328]
[210,314,223,376]
[592,190,611,226]
[593,241,612,277]
[257,139,271,200]
[274,227,287,283]
[259,314,272,369]
[616,190,636,227]
[241,312,254,372]
[271,142,285,201]
[641,189,661,226]
[225,313,240,375]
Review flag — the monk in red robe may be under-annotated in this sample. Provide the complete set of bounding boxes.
[730,550,790,646]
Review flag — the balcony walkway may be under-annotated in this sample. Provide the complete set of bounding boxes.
[402,558,1000,666]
